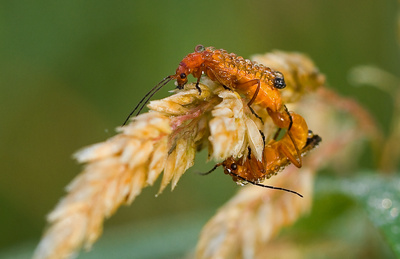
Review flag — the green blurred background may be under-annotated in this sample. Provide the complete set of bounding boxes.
[0,0,399,258]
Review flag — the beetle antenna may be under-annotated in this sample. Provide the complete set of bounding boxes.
[122,75,173,126]
[230,172,303,197]
[197,163,222,176]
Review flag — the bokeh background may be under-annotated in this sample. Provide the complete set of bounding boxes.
[1,0,399,258]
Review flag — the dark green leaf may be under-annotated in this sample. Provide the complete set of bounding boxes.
[317,173,400,258]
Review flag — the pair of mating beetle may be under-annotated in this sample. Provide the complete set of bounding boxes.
[124,45,321,197]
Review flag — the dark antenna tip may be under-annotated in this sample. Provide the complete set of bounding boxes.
[197,163,222,176]
[122,75,173,126]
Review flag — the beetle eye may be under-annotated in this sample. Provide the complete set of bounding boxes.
[231,163,237,170]
[180,73,186,79]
